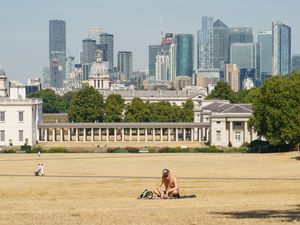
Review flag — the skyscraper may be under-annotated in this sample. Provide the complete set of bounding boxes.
[225,64,240,92]
[229,27,253,45]
[118,51,133,81]
[272,21,291,75]
[257,30,272,80]
[175,34,194,77]
[149,45,161,81]
[81,39,96,80]
[88,27,102,44]
[197,16,214,69]
[213,19,230,69]
[100,33,114,73]
[292,54,300,71]
[49,20,66,88]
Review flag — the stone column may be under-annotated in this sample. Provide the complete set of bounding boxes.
[52,129,55,142]
[44,128,48,142]
[106,128,109,142]
[83,128,86,142]
[229,121,233,145]
[91,128,94,142]
[160,128,163,142]
[99,128,102,141]
[244,121,248,144]
[122,128,125,142]
[198,128,201,141]
[114,128,117,142]
[68,129,71,141]
[60,129,63,142]
[129,128,132,141]
[145,128,148,142]
[191,128,194,142]
[175,128,178,141]
[76,128,79,142]
[137,128,140,142]
[168,128,171,142]
[183,128,186,141]
[153,128,155,141]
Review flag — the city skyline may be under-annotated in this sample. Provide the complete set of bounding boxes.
[0,0,300,82]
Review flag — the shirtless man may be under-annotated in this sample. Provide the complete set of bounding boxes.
[154,169,180,199]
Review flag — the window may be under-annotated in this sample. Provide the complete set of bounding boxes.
[0,111,5,122]
[216,121,221,124]
[18,111,24,122]
[19,130,24,142]
[234,122,242,126]
[0,130,5,142]
[235,132,241,144]
[216,130,221,141]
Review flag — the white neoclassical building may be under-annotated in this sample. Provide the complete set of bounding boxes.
[89,51,110,90]
[0,69,43,147]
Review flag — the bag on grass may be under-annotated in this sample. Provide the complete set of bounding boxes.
[137,189,154,199]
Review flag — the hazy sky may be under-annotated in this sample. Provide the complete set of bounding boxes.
[0,0,299,82]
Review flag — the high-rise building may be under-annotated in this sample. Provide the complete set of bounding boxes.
[229,27,253,45]
[49,20,66,88]
[100,33,114,73]
[155,33,176,82]
[213,19,230,69]
[149,45,161,81]
[257,30,272,80]
[175,34,194,77]
[117,51,133,81]
[88,27,102,44]
[97,44,108,62]
[292,54,300,71]
[42,67,50,89]
[230,43,256,70]
[225,64,240,92]
[82,39,96,80]
[272,21,291,76]
[197,16,214,69]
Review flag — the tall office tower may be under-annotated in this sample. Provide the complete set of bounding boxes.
[49,20,66,88]
[97,44,108,61]
[117,51,133,81]
[42,67,50,89]
[148,45,161,82]
[230,43,258,87]
[229,27,253,45]
[88,27,102,44]
[257,30,272,80]
[272,21,291,75]
[292,54,300,71]
[66,56,75,79]
[81,39,96,80]
[225,64,240,92]
[213,19,230,69]
[197,16,214,69]
[100,33,114,73]
[175,34,194,77]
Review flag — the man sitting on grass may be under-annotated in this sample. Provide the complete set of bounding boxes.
[154,169,180,199]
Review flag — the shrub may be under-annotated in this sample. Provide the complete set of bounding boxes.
[21,145,32,153]
[1,149,16,154]
[31,145,43,153]
[47,147,67,153]
[125,147,139,153]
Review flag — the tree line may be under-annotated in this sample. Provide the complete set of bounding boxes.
[28,86,194,123]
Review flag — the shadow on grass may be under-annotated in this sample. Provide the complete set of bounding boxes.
[291,156,300,161]
[212,205,300,222]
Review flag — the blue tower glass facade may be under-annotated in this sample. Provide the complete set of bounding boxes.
[175,34,194,77]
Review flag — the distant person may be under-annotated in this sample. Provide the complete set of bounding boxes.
[153,169,180,198]
[38,151,41,158]
[34,163,41,176]
[40,164,44,176]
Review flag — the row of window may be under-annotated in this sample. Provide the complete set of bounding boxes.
[0,130,24,142]
[215,130,242,144]
[0,111,24,123]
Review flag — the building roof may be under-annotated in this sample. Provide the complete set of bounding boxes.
[202,102,252,114]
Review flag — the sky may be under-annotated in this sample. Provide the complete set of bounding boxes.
[0,0,299,83]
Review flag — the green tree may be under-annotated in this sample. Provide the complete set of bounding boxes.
[124,98,151,122]
[206,81,237,103]
[68,86,104,122]
[63,91,76,112]
[27,89,66,113]
[180,99,194,122]
[104,94,125,122]
[235,88,260,103]
[149,101,175,122]
[251,74,300,149]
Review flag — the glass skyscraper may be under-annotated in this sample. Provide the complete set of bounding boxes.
[81,39,96,80]
[292,54,300,72]
[257,31,272,80]
[148,45,161,81]
[272,21,291,76]
[175,34,194,77]
[100,33,114,73]
[213,19,230,69]
[118,51,133,81]
[197,16,214,69]
[229,27,253,45]
[49,20,66,88]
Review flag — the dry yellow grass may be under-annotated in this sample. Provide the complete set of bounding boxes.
[0,152,300,225]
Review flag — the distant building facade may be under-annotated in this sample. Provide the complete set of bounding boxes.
[100,33,114,73]
[257,30,272,80]
[175,34,194,77]
[229,27,253,45]
[272,21,291,76]
[292,54,300,71]
[118,51,133,81]
[225,64,240,92]
[148,45,161,82]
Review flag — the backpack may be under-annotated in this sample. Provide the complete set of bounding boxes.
[137,189,154,199]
